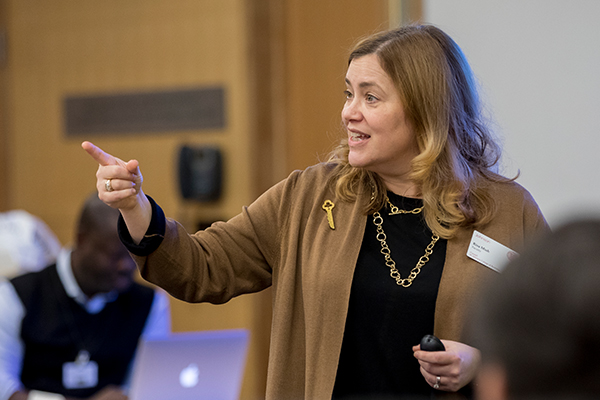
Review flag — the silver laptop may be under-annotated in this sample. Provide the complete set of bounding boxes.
[129,329,250,400]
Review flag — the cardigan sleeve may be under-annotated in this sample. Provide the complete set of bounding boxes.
[521,187,551,238]
[130,170,305,304]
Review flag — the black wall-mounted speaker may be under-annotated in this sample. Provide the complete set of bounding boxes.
[178,145,223,202]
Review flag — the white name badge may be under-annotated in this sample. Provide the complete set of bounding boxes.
[466,230,519,273]
[62,351,98,390]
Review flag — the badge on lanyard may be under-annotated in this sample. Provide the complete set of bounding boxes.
[62,350,98,389]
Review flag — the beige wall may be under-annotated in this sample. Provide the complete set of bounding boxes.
[2,1,266,397]
[0,0,399,398]
[4,0,253,240]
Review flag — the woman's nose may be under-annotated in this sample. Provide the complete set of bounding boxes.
[342,99,361,122]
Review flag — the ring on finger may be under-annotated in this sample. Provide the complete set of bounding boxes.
[433,376,441,390]
[105,179,113,192]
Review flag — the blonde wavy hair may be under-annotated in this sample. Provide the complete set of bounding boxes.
[328,24,511,239]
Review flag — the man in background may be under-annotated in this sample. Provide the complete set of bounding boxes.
[0,194,170,400]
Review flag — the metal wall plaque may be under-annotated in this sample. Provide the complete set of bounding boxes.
[64,87,225,136]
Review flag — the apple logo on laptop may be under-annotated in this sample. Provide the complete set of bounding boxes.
[179,363,199,388]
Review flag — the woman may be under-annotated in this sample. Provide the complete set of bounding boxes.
[83,24,548,399]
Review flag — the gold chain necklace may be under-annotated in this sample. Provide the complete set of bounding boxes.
[373,198,439,288]
[386,197,423,215]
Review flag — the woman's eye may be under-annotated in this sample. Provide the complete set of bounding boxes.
[366,94,377,102]
[343,90,353,99]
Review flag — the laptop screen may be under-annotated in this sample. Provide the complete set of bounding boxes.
[128,329,250,400]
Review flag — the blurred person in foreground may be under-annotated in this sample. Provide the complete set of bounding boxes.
[83,24,548,399]
[469,219,600,400]
[0,194,170,400]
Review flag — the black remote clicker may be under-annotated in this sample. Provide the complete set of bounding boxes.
[420,334,445,351]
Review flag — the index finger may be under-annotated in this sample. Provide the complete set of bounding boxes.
[81,141,118,166]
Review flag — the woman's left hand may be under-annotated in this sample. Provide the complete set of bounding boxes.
[412,339,481,392]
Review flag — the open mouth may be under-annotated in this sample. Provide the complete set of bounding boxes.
[349,131,371,142]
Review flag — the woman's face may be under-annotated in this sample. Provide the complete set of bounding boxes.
[342,54,419,181]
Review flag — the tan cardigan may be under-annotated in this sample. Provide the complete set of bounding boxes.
[135,163,549,400]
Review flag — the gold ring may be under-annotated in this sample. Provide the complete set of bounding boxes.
[433,376,441,390]
[105,179,113,192]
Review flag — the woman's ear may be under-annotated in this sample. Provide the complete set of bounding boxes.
[475,362,508,400]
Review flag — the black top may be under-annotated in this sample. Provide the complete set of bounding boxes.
[333,192,447,399]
